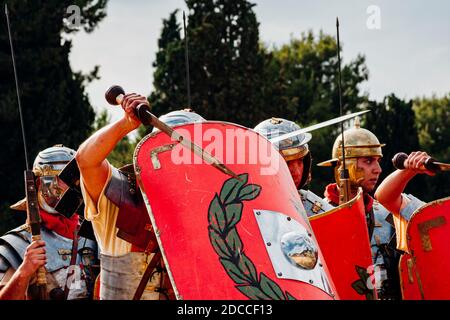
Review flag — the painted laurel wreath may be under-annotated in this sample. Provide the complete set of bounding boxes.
[208,173,296,300]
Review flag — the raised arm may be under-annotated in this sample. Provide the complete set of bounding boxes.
[375,151,435,213]
[75,94,149,204]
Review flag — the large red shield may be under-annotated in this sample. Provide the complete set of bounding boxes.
[398,253,422,300]
[134,122,337,300]
[309,190,376,300]
[402,196,450,299]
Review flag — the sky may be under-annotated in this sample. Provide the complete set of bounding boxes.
[69,0,450,122]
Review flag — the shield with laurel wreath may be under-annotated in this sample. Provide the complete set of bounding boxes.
[134,121,337,300]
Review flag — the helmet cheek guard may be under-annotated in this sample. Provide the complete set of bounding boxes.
[299,152,312,189]
[32,145,76,215]
[334,158,365,192]
[319,119,385,189]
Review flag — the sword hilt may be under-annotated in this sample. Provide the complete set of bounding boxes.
[392,152,442,173]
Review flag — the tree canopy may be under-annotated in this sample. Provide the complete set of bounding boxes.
[0,0,108,234]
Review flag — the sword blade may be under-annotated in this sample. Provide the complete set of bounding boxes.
[150,111,241,180]
[435,162,450,171]
[178,132,241,179]
[269,110,370,143]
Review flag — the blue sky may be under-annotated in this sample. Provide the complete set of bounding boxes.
[69,0,450,122]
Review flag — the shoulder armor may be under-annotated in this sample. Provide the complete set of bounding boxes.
[105,167,140,207]
[299,189,334,217]
[0,245,19,272]
[105,167,156,251]
[0,225,31,270]
[400,194,425,222]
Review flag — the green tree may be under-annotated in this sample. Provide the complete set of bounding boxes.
[150,8,369,197]
[0,0,108,234]
[413,93,450,200]
[150,0,267,127]
[265,31,369,196]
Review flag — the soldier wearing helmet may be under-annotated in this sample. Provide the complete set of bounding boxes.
[254,118,333,217]
[318,118,387,202]
[0,145,98,300]
[318,119,423,300]
[76,92,205,300]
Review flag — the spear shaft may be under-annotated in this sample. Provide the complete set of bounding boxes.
[336,17,351,204]
[5,4,48,299]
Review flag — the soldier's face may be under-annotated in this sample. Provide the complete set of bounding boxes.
[357,156,382,192]
[287,158,304,188]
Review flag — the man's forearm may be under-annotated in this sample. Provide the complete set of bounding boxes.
[0,269,31,300]
[375,169,416,213]
[77,118,136,169]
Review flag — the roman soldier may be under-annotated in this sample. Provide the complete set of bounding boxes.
[317,119,423,299]
[0,145,98,300]
[254,118,334,217]
[76,92,205,300]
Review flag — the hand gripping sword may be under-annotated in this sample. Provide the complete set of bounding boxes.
[393,152,450,173]
[105,85,240,180]
[5,4,48,300]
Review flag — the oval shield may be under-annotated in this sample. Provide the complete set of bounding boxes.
[403,196,450,299]
[398,253,422,300]
[309,189,376,300]
[134,121,337,300]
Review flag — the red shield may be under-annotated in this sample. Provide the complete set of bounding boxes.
[402,196,450,299]
[134,122,337,300]
[309,190,376,300]
[398,253,422,300]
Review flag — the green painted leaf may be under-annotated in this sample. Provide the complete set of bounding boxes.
[209,228,232,258]
[238,184,262,201]
[225,203,243,230]
[220,174,248,205]
[286,292,297,300]
[208,175,287,301]
[236,285,270,300]
[237,254,258,283]
[225,229,243,255]
[220,258,251,285]
[365,291,375,300]
[208,194,226,233]
[259,273,286,300]
[355,265,370,282]
[351,280,367,295]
